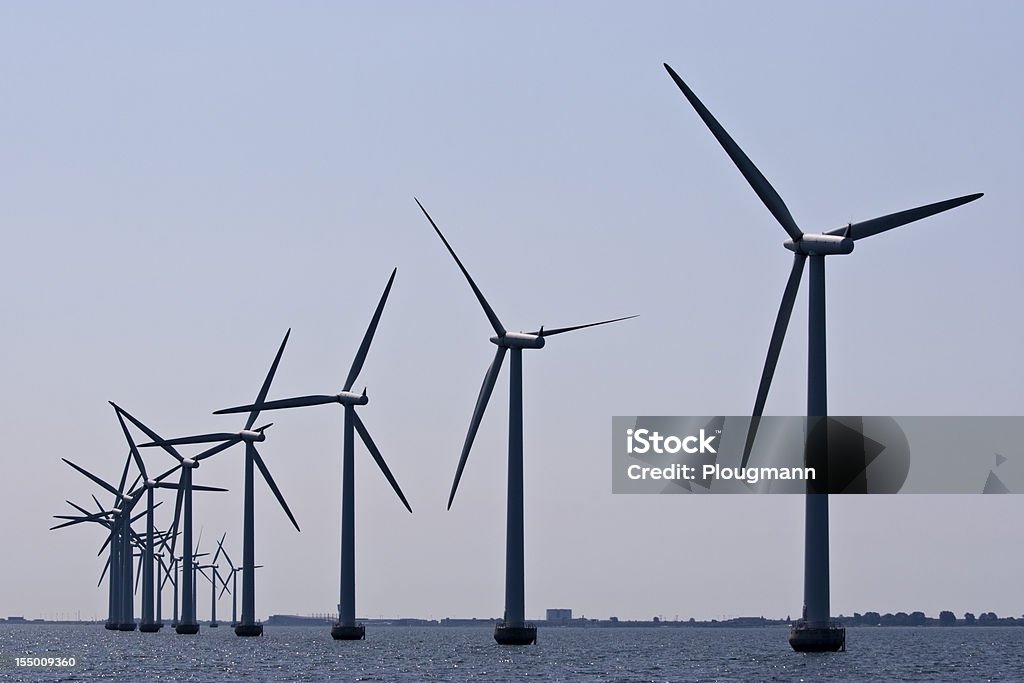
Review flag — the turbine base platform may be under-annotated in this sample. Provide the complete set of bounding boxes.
[234,623,264,637]
[209,622,219,628]
[104,622,118,631]
[138,622,161,633]
[117,623,137,632]
[494,623,537,645]
[789,621,845,652]
[175,623,200,635]
[331,623,366,640]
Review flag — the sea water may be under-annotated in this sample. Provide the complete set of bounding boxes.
[1,624,1022,682]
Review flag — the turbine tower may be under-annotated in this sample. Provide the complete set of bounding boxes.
[417,198,635,645]
[213,269,412,640]
[663,63,982,652]
[142,330,300,637]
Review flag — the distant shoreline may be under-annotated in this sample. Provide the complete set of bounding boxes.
[6,613,1021,629]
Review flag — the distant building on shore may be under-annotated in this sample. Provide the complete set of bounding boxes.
[546,609,572,623]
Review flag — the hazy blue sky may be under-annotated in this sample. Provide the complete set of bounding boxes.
[2,1,1021,622]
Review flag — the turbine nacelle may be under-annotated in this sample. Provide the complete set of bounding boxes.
[238,429,267,442]
[492,332,545,349]
[335,390,369,406]
[182,458,199,469]
[783,234,854,256]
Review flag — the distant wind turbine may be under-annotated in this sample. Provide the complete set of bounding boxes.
[213,269,412,640]
[663,62,982,652]
[215,535,240,627]
[417,198,635,645]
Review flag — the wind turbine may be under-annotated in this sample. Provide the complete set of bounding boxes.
[663,63,982,652]
[198,533,229,627]
[116,404,233,634]
[110,404,196,633]
[153,533,176,628]
[58,456,147,631]
[416,198,635,645]
[141,330,300,637]
[55,449,134,630]
[215,535,240,626]
[212,270,412,640]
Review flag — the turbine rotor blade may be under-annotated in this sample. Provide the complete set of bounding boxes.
[246,329,291,430]
[532,315,638,337]
[221,545,235,570]
[65,500,90,516]
[126,474,143,499]
[112,405,147,481]
[50,515,105,531]
[741,253,807,467]
[214,395,338,414]
[129,502,148,523]
[352,412,412,513]
[111,402,184,463]
[139,433,240,447]
[98,555,110,587]
[663,63,803,241]
[194,437,243,462]
[415,198,507,337]
[250,444,300,532]
[344,268,397,392]
[824,192,984,241]
[448,346,507,509]
[214,533,226,565]
[62,459,122,500]
[190,484,229,493]
[154,463,182,484]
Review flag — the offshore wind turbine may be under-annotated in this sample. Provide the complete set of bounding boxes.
[111,404,192,633]
[212,269,412,640]
[58,457,145,631]
[663,63,982,652]
[58,449,134,630]
[198,533,229,627]
[142,330,300,637]
[118,405,233,634]
[215,535,240,626]
[416,199,635,645]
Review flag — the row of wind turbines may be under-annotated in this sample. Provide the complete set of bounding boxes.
[52,65,982,651]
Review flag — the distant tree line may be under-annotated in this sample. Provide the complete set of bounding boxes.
[839,611,1016,626]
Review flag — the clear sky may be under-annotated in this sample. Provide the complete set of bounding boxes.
[1,1,1021,622]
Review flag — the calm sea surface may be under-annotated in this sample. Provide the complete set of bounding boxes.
[1,624,1022,682]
